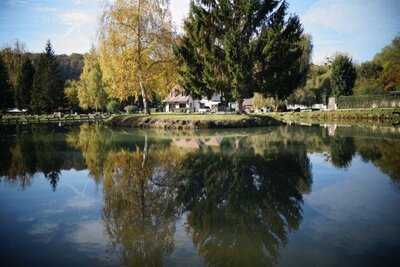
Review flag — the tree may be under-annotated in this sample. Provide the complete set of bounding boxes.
[64,80,80,111]
[78,48,108,111]
[175,0,304,112]
[374,36,400,91]
[0,56,13,110]
[330,54,357,97]
[15,56,35,109]
[99,0,177,114]
[353,61,384,95]
[31,41,64,113]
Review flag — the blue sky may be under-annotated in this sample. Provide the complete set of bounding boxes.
[0,0,399,64]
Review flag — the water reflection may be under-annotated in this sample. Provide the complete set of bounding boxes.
[174,140,312,266]
[1,124,400,266]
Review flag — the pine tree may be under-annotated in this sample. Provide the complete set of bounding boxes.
[15,56,35,109]
[31,41,64,113]
[175,0,304,112]
[0,56,13,111]
[331,54,357,97]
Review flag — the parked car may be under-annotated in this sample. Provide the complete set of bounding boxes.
[198,106,211,113]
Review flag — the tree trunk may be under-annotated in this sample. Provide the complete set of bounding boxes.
[235,98,244,114]
[139,78,149,114]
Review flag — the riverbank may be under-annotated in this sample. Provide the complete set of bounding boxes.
[106,114,281,129]
[269,108,400,126]
[0,113,109,125]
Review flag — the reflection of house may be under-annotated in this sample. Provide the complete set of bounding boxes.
[163,85,223,113]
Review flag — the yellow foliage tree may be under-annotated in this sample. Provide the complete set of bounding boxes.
[79,48,108,111]
[99,0,177,113]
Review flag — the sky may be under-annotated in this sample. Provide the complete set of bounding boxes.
[0,0,399,64]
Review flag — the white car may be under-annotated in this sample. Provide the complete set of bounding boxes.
[198,106,211,113]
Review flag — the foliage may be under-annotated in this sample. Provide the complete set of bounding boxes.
[337,94,400,109]
[374,36,400,91]
[288,87,317,106]
[0,56,13,110]
[31,41,64,113]
[15,56,35,109]
[64,80,80,110]
[78,48,108,111]
[107,100,120,113]
[57,53,84,81]
[253,93,275,109]
[330,54,357,97]
[99,0,177,114]
[175,0,305,112]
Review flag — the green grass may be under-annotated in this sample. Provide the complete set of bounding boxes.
[269,108,400,125]
[120,113,254,121]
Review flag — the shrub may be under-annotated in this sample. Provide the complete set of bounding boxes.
[337,94,400,109]
[107,100,120,113]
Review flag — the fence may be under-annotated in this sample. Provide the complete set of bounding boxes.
[337,94,400,109]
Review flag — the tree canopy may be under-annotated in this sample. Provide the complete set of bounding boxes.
[330,54,357,97]
[99,0,177,113]
[175,0,305,111]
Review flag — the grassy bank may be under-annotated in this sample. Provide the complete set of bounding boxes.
[0,113,109,125]
[106,113,280,129]
[269,108,400,125]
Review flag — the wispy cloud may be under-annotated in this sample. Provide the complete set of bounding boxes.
[302,0,400,63]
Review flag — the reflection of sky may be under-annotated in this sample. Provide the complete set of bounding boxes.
[279,154,400,267]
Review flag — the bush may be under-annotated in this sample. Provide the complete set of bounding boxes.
[337,94,400,109]
[124,105,138,114]
[107,100,120,113]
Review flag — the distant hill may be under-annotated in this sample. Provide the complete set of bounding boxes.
[26,52,84,81]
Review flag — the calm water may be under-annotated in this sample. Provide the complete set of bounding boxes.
[0,124,400,267]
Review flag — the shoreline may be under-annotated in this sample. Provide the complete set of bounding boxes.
[105,114,281,129]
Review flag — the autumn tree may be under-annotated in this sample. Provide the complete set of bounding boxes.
[99,0,177,114]
[374,36,400,91]
[64,80,80,111]
[78,48,108,111]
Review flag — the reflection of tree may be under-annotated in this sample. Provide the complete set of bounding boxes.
[67,124,109,182]
[175,141,312,267]
[329,137,356,168]
[357,139,400,184]
[0,126,68,191]
[102,141,183,267]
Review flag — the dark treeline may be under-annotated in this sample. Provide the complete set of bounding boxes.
[0,40,83,113]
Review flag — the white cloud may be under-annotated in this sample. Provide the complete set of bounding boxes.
[53,10,100,54]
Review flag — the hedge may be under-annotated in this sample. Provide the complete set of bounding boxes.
[337,94,400,109]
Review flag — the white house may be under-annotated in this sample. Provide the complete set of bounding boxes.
[163,85,223,113]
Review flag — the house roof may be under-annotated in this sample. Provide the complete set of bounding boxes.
[243,98,253,106]
[163,84,191,103]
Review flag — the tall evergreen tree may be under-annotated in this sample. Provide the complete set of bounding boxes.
[31,41,64,113]
[175,0,304,112]
[331,54,357,97]
[0,56,13,110]
[15,56,35,109]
